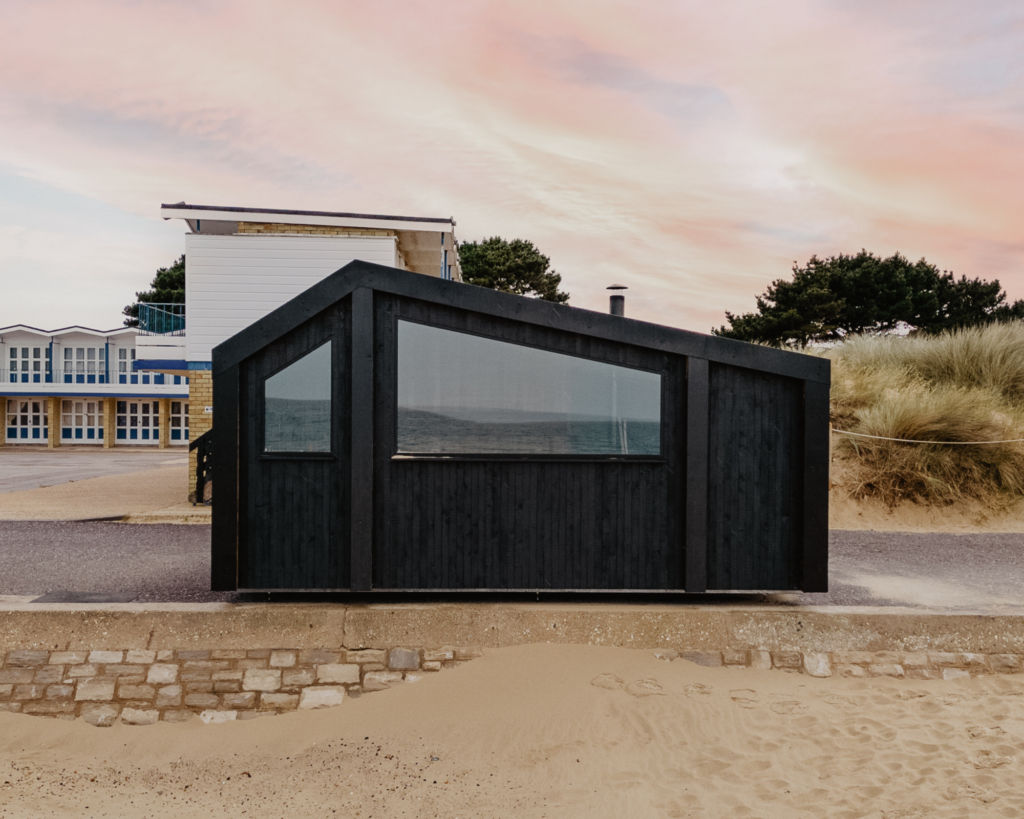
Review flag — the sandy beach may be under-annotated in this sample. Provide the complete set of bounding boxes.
[2,643,1024,818]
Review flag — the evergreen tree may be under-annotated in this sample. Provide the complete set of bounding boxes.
[123,255,185,327]
[459,238,569,303]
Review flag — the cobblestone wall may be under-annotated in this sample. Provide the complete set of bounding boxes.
[3,647,1021,727]
[0,645,482,726]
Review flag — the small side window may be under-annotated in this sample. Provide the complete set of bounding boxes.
[264,342,332,453]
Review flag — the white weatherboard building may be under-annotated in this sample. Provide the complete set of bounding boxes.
[140,202,462,494]
[1,325,189,447]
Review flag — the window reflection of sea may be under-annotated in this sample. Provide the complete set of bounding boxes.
[397,408,659,455]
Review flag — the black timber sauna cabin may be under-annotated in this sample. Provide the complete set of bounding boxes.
[211,261,830,594]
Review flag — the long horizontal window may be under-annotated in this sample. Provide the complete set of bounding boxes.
[397,322,661,455]
[264,342,332,453]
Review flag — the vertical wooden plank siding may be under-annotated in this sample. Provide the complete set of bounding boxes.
[684,357,709,593]
[706,363,804,590]
[801,378,831,592]
[349,288,375,591]
[210,364,239,590]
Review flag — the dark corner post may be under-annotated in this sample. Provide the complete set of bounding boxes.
[684,357,709,593]
[350,287,374,592]
[802,378,830,592]
[210,362,239,591]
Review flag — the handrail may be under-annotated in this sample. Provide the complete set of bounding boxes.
[138,303,186,336]
[190,428,213,505]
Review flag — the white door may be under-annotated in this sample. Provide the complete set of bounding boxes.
[5,399,48,442]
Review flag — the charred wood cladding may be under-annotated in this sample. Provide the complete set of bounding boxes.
[211,261,830,594]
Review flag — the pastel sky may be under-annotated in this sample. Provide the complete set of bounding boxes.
[1,0,1022,333]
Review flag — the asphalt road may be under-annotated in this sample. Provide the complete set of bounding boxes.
[0,521,1021,610]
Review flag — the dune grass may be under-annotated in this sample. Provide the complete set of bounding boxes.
[826,323,1024,508]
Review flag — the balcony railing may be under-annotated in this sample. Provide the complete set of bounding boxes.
[138,303,186,336]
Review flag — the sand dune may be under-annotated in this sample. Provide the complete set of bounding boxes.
[3,644,1024,817]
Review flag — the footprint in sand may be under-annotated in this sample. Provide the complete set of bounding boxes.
[966,725,1007,739]
[822,694,859,708]
[945,781,999,803]
[769,701,808,716]
[591,673,624,690]
[894,690,927,702]
[729,689,758,709]
[626,679,665,697]
[683,683,713,698]
[968,750,1013,769]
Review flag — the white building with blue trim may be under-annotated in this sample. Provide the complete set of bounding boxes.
[1,324,190,446]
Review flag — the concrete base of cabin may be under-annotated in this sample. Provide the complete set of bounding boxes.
[2,603,1024,724]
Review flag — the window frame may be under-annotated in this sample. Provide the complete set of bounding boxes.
[258,338,335,460]
[391,318,667,462]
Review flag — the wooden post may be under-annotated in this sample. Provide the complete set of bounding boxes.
[350,288,374,592]
[684,357,709,593]
[211,366,239,591]
[802,379,830,593]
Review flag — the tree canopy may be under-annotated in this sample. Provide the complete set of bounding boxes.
[123,254,185,327]
[458,237,569,303]
[713,250,1024,347]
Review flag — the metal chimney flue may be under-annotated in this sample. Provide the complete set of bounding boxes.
[607,284,627,316]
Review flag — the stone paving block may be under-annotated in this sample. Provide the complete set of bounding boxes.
[246,649,271,659]
[126,650,156,665]
[214,681,241,693]
[282,668,315,688]
[835,664,867,678]
[45,685,74,700]
[81,703,120,727]
[907,668,943,680]
[900,653,930,668]
[0,668,34,684]
[361,663,385,672]
[722,650,749,666]
[212,670,244,682]
[184,661,231,673]
[454,647,484,660]
[67,664,99,678]
[0,703,22,713]
[236,659,269,670]
[943,668,971,680]
[681,651,723,668]
[299,686,346,709]
[156,650,175,662]
[33,666,64,685]
[389,648,420,670]
[147,664,178,684]
[200,710,238,724]
[155,685,182,707]
[222,692,257,709]
[211,650,247,660]
[243,669,282,692]
[317,664,360,684]
[960,654,989,669]
[185,682,214,694]
[22,701,76,715]
[346,650,386,664]
[76,679,116,701]
[7,651,49,667]
[831,651,875,665]
[102,665,145,677]
[750,651,772,670]
[299,649,340,665]
[118,684,155,701]
[181,669,214,682]
[928,653,960,667]
[868,664,905,678]
[423,648,455,663]
[260,693,299,711]
[990,654,1021,672]
[14,685,44,700]
[872,651,902,664]
[162,710,193,723]
[802,653,833,678]
[772,652,802,669]
[177,650,211,661]
[270,651,297,668]
[238,710,275,720]
[49,652,88,665]
[88,651,124,665]
[363,671,403,692]
[184,693,219,709]
[422,661,442,672]
[0,684,12,700]
[122,708,160,726]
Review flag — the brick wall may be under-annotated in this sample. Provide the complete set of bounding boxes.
[237,222,395,237]
[188,371,212,499]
